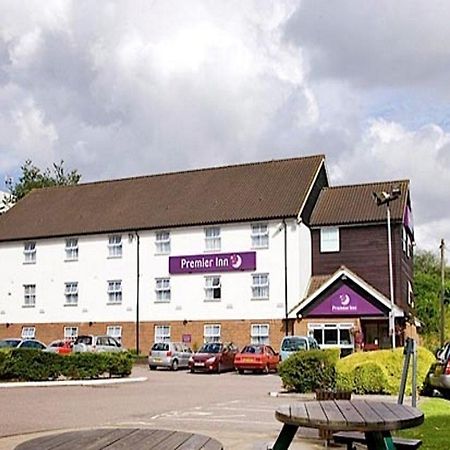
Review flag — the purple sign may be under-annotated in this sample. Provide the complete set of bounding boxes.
[169,251,256,274]
[307,285,383,317]
[182,334,192,343]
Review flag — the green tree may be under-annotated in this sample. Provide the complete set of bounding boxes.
[3,160,81,207]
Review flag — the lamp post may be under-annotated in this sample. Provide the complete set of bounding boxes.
[373,187,401,349]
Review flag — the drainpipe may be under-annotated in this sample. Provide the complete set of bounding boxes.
[135,231,140,355]
[283,219,289,336]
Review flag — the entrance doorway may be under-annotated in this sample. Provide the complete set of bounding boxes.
[362,320,390,350]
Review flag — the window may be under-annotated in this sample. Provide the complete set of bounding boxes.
[107,326,122,341]
[64,282,78,306]
[24,241,36,263]
[23,284,36,307]
[205,276,221,301]
[407,281,414,307]
[107,280,122,304]
[251,324,269,344]
[204,324,221,343]
[320,227,340,253]
[402,227,407,253]
[21,326,35,339]
[205,227,221,251]
[65,238,79,261]
[251,224,269,248]
[251,273,269,299]
[155,231,170,254]
[108,235,122,258]
[64,327,78,340]
[308,323,353,348]
[155,278,171,302]
[155,325,171,343]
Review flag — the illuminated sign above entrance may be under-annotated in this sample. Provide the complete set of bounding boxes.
[169,252,256,274]
[307,285,384,316]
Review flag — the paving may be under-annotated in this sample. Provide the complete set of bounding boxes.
[0,365,330,449]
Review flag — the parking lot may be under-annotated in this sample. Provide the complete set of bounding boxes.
[0,365,321,449]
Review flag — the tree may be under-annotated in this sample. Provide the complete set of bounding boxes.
[2,160,81,208]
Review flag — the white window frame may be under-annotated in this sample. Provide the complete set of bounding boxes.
[23,241,36,264]
[107,325,122,341]
[205,226,221,252]
[402,226,407,254]
[204,276,221,301]
[320,227,340,253]
[107,280,122,304]
[23,284,36,307]
[21,326,36,339]
[204,324,221,343]
[64,326,78,340]
[308,323,353,349]
[155,231,171,255]
[251,223,269,249]
[64,282,78,306]
[251,324,269,344]
[155,278,171,302]
[108,235,122,258]
[251,273,269,300]
[407,281,414,307]
[155,325,171,343]
[65,238,79,261]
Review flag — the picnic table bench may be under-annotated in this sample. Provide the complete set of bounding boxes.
[15,427,223,450]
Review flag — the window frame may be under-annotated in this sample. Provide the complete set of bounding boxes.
[21,326,36,339]
[64,282,79,306]
[106,325,122,341]
[204,275,221,301]
[23,241,36,264]
[251,223,269,249]
[107,280,122,305]
[64,326,78,340]
[251,324,269,344]
[155,231,171,255]
[251,273,269,300]
[108,235,123,258]
[204,226,221,252]
[204,324,221,343]
[23,284,36,307]
[155,277,171,302]
[320,227,340,253]
[154,325,171,343]
[308,323,353,348]
[65,238,79,261]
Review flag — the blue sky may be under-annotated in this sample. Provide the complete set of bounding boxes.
[0,0,449,251]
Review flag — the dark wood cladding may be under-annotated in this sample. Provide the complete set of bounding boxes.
[312,224,413,311]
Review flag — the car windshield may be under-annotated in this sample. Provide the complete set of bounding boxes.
[241,345,263,354]
[0,339,21,348]
[199,343,222,353]
[281,337,307,351]
[75,336,93,345]
[152,343,169,351]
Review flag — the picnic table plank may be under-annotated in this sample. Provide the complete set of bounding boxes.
[320,400,346,427]
[304,401,327,425]
[96,429,159,449]
[177,434,223,450]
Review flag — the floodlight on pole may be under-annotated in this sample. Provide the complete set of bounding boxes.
[373,187,401,349]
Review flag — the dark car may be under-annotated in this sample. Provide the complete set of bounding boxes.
[426,341,450,399]
[0,338,46,350]
[234,344,280,374]
[189,342,238,373]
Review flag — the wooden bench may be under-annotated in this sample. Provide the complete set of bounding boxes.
[333,431,422,450]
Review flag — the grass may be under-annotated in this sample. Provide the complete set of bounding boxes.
[395,397,450,450]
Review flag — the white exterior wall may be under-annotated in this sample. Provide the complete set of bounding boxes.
[0,219,312,325]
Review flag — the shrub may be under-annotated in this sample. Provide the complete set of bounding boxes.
[352,362,389,394]
[279,349,339,393]
[104,352,134,377]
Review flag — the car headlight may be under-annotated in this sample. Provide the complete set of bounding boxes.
[206,357,216,364]
[188,356,194,363]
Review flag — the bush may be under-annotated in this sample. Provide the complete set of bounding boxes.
[278,349,339,393]
[0,350,134,382]
[336,346,435,395]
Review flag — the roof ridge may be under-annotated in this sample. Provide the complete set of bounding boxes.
[322,179,409,191]
[30,154,325,193]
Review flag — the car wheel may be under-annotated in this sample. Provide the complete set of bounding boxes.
[149,365,157,371]
[238,369,244,375]
[190,367,195,373]
[217,362,222,374]
[171,359,179,371]
[441,390,450,400]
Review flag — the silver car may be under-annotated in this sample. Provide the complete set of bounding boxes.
[148,342,192,371]
[72,335,124,353]
[427,341,450,399]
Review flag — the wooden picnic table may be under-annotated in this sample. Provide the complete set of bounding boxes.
[272,399,424,450]
[15,427,223,450]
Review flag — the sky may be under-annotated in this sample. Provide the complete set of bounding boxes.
[0,0,449,252]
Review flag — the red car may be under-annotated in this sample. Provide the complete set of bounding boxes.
[45,339,73,355]
[234,344,280,374]
[189,342,238,373]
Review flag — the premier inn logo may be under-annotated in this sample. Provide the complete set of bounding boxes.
[332,293,357,312]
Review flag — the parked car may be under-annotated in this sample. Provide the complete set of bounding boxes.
[426,341,450,399]
[279,335,320,361]
[234,344,280,374]
[189,342,238,373]
[0,338,47,350]
[148,342,193,371]
[72,335,124,353]
[45,339,73,355]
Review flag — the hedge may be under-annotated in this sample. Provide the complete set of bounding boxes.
[0,349,134,382]
[278,349,340,393]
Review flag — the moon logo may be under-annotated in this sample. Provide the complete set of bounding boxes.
[340,294,351,306]
[230,254,242,269]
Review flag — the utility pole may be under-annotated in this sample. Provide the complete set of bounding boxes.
[440,239,445,348]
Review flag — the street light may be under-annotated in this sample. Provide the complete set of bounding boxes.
[373,186,401,349]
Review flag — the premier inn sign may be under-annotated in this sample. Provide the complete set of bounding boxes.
[169,252,256,274]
